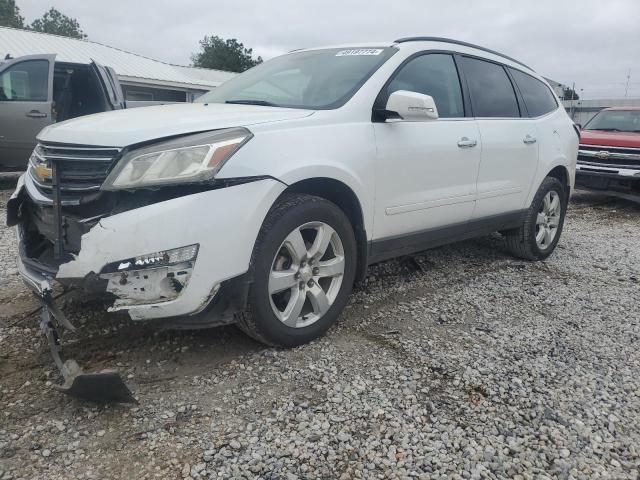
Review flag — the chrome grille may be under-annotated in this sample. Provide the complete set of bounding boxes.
[578,144,640,170]
[29,143,122,194]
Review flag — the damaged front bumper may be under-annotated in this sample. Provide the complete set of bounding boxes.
[11,174,285,318]
[9,173,287,401]
[17,258,136,403]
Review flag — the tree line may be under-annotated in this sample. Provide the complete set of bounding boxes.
[1,0,262,73]
[1,0,86,39]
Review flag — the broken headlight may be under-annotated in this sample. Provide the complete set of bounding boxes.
[102,128,252,190]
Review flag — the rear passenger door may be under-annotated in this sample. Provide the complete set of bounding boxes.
[458,56,539,219]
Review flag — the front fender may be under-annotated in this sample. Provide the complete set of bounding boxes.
[275,163,373,234]
[217,122,377,236]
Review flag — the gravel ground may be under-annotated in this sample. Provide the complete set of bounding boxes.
[0,188,639,480]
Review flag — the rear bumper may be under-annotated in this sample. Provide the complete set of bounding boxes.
[11,176,286,321]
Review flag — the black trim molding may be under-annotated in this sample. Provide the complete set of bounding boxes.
[368,210,527,264]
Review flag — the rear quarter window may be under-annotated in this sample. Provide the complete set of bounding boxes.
[509,68,558,117]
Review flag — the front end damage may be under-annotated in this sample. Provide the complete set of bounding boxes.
[8,145,286,402]
[16,245,136,403]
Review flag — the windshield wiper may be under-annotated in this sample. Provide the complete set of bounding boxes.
[592,128,621,132]
[225,99,279,107]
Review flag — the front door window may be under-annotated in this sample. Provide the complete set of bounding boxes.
[0,59,50,102]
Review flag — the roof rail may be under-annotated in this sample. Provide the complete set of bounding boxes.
[394,37,533,71]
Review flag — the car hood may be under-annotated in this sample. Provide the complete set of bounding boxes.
[38,103,315,147]
[580,129,640,149]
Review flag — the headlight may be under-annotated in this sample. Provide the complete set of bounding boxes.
[28,146,52,184]
[102,128,252,190]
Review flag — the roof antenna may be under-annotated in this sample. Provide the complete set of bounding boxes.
[5,54,13,60]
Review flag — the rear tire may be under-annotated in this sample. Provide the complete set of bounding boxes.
[504,176,567,261]
[237,194,357,347]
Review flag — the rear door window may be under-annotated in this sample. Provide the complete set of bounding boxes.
[0,59,49,101]
[509,68,558,117]
[459,56,519,118]
[386,53,464,118]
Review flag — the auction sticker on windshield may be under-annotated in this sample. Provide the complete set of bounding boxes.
[335,49,384,56]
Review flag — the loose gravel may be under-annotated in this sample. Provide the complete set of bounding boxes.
[0,189,639,479]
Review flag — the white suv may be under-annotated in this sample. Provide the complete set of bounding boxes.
[9,38,577,372]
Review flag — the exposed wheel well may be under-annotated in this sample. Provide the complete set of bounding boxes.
[282,178,368,283]
[547,165,570,194]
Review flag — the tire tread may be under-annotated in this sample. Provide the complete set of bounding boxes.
[236,193,355,346]
[505,176,566,261]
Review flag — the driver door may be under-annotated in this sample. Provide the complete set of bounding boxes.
[0,54,56,169]
[371,53,481,258]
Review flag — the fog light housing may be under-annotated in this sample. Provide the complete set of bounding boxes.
[102,244,199,273]
[99,244,199,310]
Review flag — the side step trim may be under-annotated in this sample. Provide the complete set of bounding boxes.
[368,210,526,264]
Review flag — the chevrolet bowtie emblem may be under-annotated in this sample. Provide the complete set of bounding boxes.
[594,150,610,160]
[35,163,53,180]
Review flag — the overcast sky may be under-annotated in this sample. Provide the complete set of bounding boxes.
[18,0,640,99]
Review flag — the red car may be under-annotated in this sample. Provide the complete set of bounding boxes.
[576,107,640,198]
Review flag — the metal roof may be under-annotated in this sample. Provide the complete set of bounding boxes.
[0,27,235,90]
[173,65,236,85]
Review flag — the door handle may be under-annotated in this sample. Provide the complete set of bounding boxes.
[457,137,477,148]
[523,135,537,144]
[26,110,47,118]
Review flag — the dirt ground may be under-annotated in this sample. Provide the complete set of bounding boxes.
[0,188,639,480]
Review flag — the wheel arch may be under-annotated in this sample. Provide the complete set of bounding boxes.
[546,165,571,198]
[282,177,369,283]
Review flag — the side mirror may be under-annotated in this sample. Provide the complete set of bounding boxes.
[384,90,439,121]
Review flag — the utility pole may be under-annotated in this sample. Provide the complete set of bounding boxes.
[624,69,631,98]
[569,82,576,120]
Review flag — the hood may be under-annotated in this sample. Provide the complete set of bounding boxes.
[38,103,315,147]
[580,129,640,149]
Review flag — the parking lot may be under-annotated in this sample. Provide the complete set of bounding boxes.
[0,188,639,479]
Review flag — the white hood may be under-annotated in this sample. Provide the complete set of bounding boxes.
[38,103,314,147]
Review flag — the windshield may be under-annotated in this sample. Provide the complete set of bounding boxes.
[197,47,396,110]
[584,110,640,132]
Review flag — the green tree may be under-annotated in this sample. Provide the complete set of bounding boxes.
[191,36,262,73]
[30,7,87,39]
[0,0,24,28]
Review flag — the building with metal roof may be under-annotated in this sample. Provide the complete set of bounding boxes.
[0,26,236,102]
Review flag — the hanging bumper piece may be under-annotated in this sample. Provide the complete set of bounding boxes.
[38,288,136,404]
[21,160,136,403]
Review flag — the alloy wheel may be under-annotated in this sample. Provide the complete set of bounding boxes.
[268,222,345,328]
[535,191,561,249]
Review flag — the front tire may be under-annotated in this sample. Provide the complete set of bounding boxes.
[237,194,357,347]
[504,176,568,261]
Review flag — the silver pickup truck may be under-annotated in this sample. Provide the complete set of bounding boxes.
[0,54,125,170]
